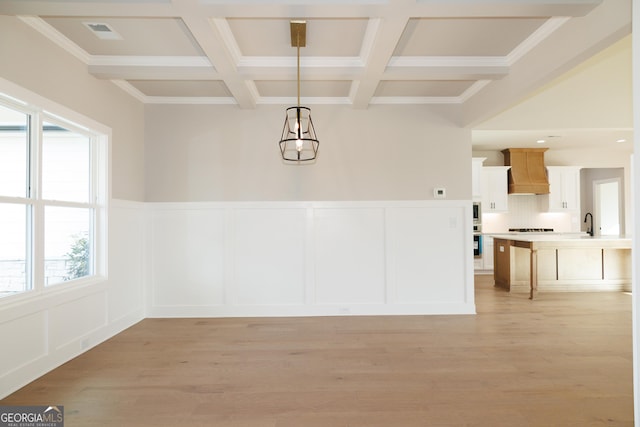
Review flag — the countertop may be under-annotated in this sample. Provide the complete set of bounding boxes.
[489,233,631,248]
[489,233,630,242]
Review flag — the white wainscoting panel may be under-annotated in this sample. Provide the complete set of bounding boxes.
[49,291,108,351]
[0,199,146,399]
[0,312,47,373]
[150,207,226,307]
[147,201,475,317]
[313,208,386,305]
[108,200,146,324]
[387,207,467,303]
[232,208,306,306]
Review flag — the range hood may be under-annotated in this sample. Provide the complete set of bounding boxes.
[501,148,550,194]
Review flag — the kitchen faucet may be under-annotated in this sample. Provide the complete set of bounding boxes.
[584,212,594,236]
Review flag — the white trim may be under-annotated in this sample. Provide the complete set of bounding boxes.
[110,80,148,103]
[257,96,351,105]
[245,80,261,101]
[144,96,238,105]
[19,16,92,64]
[237,56,365,68]
[388,55,509,68]
[506,16,571,65]
[147,199,469,210]
[148,302,476,318]
[0,77,111,135]
[359,18,381,63]
[200,0,386,4]
[370,96,460,105]
[367,80,492,105]
[211,17,243,65]
[458,80,492,103]
[0,77,110,303]
[88,55,213,68]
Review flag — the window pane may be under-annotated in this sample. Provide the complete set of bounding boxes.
[0,203,28,297]
[45,206,92,286]
[42,123,90,203]
[0,104,29,198]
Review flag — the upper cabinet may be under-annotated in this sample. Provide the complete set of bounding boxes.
[472,158,486,201]
[481,166,510,212]
[541,166,581,212]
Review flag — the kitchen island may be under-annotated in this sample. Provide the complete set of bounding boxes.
[491,234,632,299]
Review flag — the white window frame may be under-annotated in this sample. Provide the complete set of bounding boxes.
[0,80,109,301]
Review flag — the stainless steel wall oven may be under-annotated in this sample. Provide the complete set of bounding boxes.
[473,233,482,258]
[473,202,482,259]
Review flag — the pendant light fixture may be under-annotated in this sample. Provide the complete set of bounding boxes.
[279,20,319,162]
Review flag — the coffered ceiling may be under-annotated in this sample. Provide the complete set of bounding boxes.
[0,0,632,151]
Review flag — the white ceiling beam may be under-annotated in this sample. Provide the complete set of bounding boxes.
[87,55,220,80]
[88,66,221,81]
[385,56,509,80]
[350,12,410,109]
[0,1,176,17]
[408,0,601,17]
[5,0,609,111]
[236,55,365,80]
[0,0,600,19]
[173,0,257,109]
[382,67,508,81]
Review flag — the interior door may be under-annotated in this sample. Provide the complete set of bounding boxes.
[594,178,621,236]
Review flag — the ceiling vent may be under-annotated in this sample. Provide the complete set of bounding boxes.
[83,22,122,40]
[502,148,550,194]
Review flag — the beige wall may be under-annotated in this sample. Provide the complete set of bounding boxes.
[144,104,471,202]
[0,16,472,203]
[0,16,145,201]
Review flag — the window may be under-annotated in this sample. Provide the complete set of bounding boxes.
[0,95,106,298]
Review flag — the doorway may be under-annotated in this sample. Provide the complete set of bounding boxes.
[594,178,622,236]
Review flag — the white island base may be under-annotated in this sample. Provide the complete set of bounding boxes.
[492,235,632,298]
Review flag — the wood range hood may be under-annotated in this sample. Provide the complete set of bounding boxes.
[501,148,550,194]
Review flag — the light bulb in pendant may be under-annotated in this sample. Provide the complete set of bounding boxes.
[294,117,303,151]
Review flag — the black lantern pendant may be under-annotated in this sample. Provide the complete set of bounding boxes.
[278,21,319,162]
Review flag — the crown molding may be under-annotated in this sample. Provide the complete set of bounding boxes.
[19,16,92,64]
[144,96,238,105]
[506,16,570,65]
[257,96,352,105]
[237,56,365,68]
[388,56,509,68]
[88,55,213,67]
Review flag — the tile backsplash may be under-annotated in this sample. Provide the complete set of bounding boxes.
[482,194,579,233]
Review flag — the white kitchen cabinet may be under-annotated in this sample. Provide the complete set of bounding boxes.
[472,158,486,201]
[542,166,581,212]
[472,236,494,272]
[481,166,510,213]
[483,236,494,270]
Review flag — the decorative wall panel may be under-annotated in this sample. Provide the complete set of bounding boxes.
[148,200,475,317]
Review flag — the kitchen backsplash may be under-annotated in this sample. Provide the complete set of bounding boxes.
[482,194,579,233]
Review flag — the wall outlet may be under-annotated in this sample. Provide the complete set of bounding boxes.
[433,188,446,199]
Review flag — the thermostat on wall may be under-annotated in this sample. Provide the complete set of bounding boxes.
[433,188,446,199]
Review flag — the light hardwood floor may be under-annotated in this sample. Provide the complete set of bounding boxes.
[1,275,633,426]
